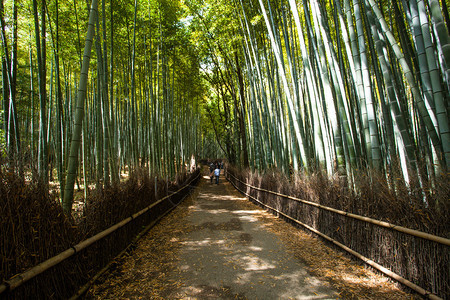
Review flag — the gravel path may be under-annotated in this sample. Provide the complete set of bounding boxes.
[88,170,417,299]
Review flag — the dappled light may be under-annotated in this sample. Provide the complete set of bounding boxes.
[235,255,277,271]
[181,238,227,248]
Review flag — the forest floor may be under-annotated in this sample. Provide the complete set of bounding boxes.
[87,169,420,299]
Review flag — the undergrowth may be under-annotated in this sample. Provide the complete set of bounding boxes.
[0,165,199,299]
[227,165,449,298]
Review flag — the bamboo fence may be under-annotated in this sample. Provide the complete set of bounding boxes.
[226,170,447,300]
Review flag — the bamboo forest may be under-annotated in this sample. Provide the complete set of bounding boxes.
[1,0,449,299]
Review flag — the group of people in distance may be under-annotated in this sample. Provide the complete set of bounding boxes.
[209,161,223,184]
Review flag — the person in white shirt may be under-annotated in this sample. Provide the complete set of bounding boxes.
[214,165,220,184]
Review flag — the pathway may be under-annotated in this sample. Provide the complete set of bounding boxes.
[165,173,338,299]
[88,170,417,299]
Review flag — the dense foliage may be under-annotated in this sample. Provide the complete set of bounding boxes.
[187,0,450,205]
[1,0,449,206]
[1,0,209,211]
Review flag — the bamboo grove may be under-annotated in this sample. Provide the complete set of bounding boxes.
[186,0,449,197]
[1,0,450,211]
[1,0,205,212]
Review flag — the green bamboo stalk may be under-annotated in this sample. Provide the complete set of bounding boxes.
[33,0,48,182]
[63,0,98,213]
[422,0,450,169]
[302,0,346,171]
[366,0,443,168]
[288,0,334,173]
[366,7,418,177]
[258,0,308,170]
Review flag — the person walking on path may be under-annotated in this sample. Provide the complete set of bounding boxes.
[209,162,215,183]
[214,164,220,184]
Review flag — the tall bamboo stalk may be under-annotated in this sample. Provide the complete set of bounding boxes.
[63,0,98,213]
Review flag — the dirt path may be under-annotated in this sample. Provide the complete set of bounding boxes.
[88,170,418,299]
